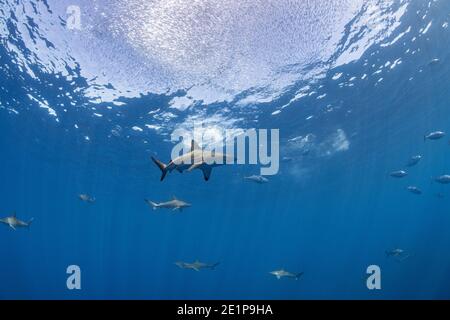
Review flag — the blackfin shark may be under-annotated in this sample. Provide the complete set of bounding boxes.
[0,212,34,231]
[145,196,191,212]
[244,175,269,184]
[424,131,445,141]
[151,140,235,181]
[270,269,304,280]
[175,260,220,272]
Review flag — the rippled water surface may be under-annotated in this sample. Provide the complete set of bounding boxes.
[1,0,450,299]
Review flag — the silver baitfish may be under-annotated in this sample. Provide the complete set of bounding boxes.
[407,186,422,195]
[390,170,408,178]
[424,131,445,141]
[406,155,422,167]
[434,175,450,184]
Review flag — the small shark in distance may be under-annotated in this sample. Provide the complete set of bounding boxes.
[270,269,304,280]
[386,249,410,261]
[79,194,95,203]
[244,175,269,184]
[0,212,34,231]
[175,260,220,272]
[145,196,191,212]
[151,140,235,181]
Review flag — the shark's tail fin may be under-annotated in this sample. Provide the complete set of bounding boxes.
[210,262,220,270]
[151,156,168,181]
[295,272,304,280]
[27,218,34,229]
[145,199,159,210]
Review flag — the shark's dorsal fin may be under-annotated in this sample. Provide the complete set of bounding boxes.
[12,211,16,218]
[191,140,201,152]
[172,195,177,200]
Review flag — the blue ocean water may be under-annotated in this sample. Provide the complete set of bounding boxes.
[1,0,450,299]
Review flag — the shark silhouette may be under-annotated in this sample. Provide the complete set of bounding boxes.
[145,196,191,212]
[0,212,34,231]
[151,140,235,181]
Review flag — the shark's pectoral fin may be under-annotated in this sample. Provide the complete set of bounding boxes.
[193,267,200,272]
[276,275,281,280]
[188,163,202,172]
[202,166,212,181]
[9,224,16,231]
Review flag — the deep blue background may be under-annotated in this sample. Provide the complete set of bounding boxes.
[1,0,450,299]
